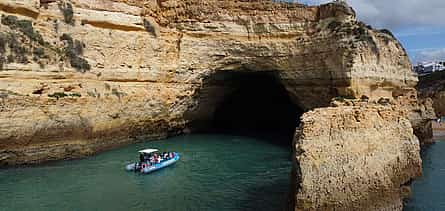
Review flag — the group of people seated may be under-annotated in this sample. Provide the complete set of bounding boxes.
[139,152,175,167]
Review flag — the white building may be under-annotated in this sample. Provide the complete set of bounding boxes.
[414,61,445,75]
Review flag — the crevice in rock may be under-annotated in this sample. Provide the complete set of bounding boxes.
[0,3,39,19]
[81,20,145,32]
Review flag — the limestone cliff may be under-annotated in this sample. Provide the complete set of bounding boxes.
[292,103,422,210]
[417,71,445,117]
[0,0,417,165]
[0,1,427,210]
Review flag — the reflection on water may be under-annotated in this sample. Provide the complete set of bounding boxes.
[0,134,292,211]
[404,139,445,211]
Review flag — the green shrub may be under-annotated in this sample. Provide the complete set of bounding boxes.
[60,33,90,72]
[60,33,73,42]
[5,33,28,64]
[352,24,379,55]
[379,29,395,39]
[377,97,391,105]
[73,40,84,55]
[48,92,81,99]
[111,88,126,98]
[327,21,342,31]
[69,56,90,71]
[143,19,157,37]
[58,2,74,25]
[33,47,45,58]
[48,92,68,99]
[0,16,52,67]
[353,25,366,36]
[69,92,81,97]
[1,15,44,45]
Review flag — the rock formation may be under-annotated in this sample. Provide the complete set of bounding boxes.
[0,0,429,210]
[0,0,416,163]
[417,71,445,117]
[292,102,422,211]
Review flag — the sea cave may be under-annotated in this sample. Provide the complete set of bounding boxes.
[187,71,304,145]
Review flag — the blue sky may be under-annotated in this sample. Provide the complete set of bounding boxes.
[296,0,445,64]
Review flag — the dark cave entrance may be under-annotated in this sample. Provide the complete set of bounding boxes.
[189,71,304,145]
[184,71,303,209]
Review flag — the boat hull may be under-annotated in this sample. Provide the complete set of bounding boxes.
[125,153,180,174]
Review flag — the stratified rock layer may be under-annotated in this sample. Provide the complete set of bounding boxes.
[0,1,426,210]
[0,0,417,166]
[293,104,422,211]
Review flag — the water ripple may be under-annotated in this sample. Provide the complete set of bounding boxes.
[0,134,291,211]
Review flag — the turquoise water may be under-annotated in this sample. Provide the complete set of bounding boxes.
[0,134,292,211]
[405,139,445,211]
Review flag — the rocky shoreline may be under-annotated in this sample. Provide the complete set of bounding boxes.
[433,122,445,140]
[0,0,435,210]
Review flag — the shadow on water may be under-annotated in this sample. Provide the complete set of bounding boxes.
[0,71,302,210]
[0,134,293,211]
[241,177,291,211]
[186,71,300,210]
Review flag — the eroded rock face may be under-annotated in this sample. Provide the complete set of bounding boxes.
[417,71,445,117]
[0,0,427,210]
[293,104,422,211]
[0,0,417,165]
[390,87,436,144]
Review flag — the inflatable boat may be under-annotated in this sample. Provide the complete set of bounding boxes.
[125,149,180,174]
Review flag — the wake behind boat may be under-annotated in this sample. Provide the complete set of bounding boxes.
[125,148,179,174]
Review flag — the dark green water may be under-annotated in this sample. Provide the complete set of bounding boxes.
[405,139,445,211]
[0,134,292,211]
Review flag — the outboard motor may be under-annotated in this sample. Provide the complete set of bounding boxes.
[134,162,139,172]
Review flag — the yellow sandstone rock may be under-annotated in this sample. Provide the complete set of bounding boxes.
[0,1,432,210]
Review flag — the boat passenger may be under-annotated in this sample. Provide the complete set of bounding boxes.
[140,154,144,163]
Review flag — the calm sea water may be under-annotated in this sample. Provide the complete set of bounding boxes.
[0,134,292,211]
[405,138,445,211]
